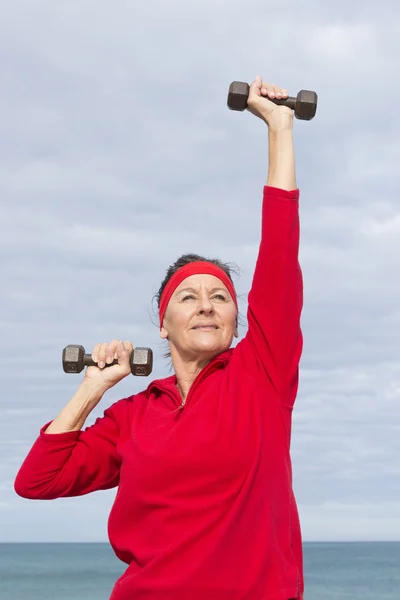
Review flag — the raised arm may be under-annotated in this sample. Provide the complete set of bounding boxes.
[239,78,303,408]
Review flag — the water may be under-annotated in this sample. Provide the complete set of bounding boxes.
[0,542,399,599]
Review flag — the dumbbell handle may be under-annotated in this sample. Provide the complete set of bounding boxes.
[83,354,119,368]
[83,348,152,373]
[268,96,297,110]
[234,82,298,109]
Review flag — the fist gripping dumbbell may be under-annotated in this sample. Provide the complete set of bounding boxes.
[62,345,153,377]
[227,81,318,121]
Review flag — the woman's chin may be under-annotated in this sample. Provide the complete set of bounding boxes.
[190,339,227,356]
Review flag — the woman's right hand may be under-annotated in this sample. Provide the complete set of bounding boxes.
[83,340,133,390]
[247,76,293,131]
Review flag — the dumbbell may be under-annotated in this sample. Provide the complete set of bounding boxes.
[62,345,153,377]
[227,81,318,121]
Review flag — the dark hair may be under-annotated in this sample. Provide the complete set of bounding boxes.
[154,253,239,310]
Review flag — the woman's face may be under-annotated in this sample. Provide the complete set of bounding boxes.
[160,274,238,361]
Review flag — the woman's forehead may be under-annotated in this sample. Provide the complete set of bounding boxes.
[175,273,227,293]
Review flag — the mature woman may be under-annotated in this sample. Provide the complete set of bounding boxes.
[15,76,304,600]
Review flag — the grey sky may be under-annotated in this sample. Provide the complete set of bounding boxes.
[1,0,400,542]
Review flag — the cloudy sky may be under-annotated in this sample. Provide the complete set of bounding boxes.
[2,0,400,543]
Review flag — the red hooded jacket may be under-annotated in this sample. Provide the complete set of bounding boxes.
[15,186,304,600]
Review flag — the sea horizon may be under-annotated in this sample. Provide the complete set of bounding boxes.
[2,541,399,599]
[2,539,399,544]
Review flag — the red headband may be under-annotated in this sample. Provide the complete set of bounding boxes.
[159,261,238,328]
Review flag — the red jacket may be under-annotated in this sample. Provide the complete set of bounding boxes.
[15,186,304,600]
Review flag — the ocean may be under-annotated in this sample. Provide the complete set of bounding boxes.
[0,542,399,599]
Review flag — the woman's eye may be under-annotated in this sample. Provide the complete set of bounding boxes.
[181,294,226,301]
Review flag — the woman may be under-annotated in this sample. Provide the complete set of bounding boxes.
[15,76,304,600]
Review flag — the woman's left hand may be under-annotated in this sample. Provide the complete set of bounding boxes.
[247,76,293,131]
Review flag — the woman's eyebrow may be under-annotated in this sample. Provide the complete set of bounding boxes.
[177,287,197,294]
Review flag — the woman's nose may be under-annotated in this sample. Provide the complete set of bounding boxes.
[198,295,214,313]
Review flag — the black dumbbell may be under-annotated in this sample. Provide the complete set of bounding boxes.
[62,345,153,377]
[227,81,318,121]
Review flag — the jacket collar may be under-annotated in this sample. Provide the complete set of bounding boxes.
[145,349,232,397]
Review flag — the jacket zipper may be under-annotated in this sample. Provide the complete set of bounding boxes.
[177,358,225,410]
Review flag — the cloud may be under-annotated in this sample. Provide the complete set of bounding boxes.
[2,0,400,541]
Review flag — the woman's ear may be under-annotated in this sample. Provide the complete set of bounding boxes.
[160,323,168,340]
[234,315,239,338]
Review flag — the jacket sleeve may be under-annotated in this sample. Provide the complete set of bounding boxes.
[14,399,127,500]
[239,186,303,409]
